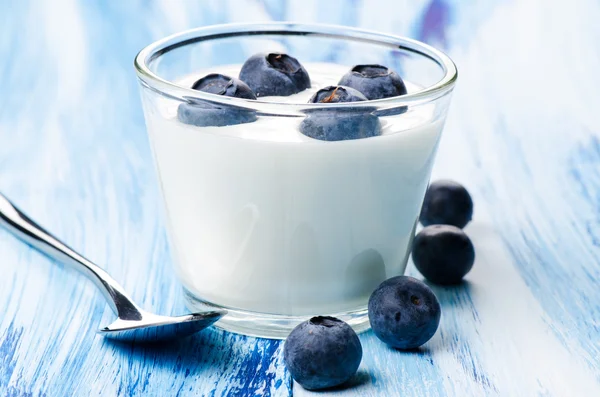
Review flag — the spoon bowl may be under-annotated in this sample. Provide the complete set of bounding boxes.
[99,311,224,342]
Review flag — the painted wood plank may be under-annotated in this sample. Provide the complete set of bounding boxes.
[1,0,600,396]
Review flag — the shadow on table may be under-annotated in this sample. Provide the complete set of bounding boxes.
[103,325,283,375]
[296,369,371,393]
[386,345,433,355]
[425,279,474,308]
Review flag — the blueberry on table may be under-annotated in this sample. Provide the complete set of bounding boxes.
[239,53,311,96]
[420,180,474,228]
[412,225,475,285]
[177,73,257,127]
[299,86,381,141]
[368,276,441,349]
[284,316,362,390]
[338,64,407,100]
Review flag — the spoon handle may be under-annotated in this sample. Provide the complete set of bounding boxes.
[0,193,143,320]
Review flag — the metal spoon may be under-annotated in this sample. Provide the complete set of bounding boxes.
[0,193,225,342]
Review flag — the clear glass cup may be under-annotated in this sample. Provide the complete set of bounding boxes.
[135,22,457,338]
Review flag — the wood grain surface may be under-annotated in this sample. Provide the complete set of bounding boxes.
[1,0,599,396]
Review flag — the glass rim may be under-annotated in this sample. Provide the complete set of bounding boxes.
[134,22,458,110]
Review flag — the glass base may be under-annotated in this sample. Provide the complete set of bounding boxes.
[183,288,371,339]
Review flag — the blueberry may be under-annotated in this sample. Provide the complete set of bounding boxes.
[191,73,257,99]
[338,65,407,100]
[177,74,257,127]
[308,85,367,103]
[412,225,475,285]
[284,316,362,390]
[420,180,474,228]
[177,100,257,127]
[299,86,381,141]
[300,113,380,141]
[239,53,310,96]
[368,276,441,349]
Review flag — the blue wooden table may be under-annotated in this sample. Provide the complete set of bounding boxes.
[1,0,599,396]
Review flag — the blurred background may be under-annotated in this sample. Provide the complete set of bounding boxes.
[2,0,596,253]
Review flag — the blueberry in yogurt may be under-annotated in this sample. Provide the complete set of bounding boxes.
[412,225,475,285]
[177,73,257,127]
[284,316,362,390]
[239,53,311,97]
[191,73,257,99]
[309,85,367,103]
[338,64,407,100]
[299,86,381,141]
[420,180,474,228]
[368,276,441,349]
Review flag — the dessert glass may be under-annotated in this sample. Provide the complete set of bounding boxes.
[135,22,457,338]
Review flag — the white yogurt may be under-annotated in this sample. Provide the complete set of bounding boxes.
[143,64,445,316]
